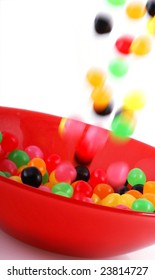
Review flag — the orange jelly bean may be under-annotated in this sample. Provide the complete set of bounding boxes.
[28,158,46,176]
[143,181,155,194]
[91,85,112,110]
[93,183,114,199]
[142,193,155,208]
[86,68,106,87]
[126,1,146,19]
[126,189,142,199]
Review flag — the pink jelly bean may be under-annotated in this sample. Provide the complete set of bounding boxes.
[0,158,17,175]
[38,185,51,193]
[24,145,44,159]
[107,161,129,190]
[55,161,76,183]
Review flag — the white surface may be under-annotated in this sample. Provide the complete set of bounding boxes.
[0,0,155,259]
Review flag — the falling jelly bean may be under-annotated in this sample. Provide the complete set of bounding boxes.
[107,0,126,6]
[147,17,155,35]
[93,101,114,116]
[146,0,155,16]
[115,35,134,55]
[86,68,106,87]
[107,161,129,189]
[130,35,152,56]
[91,85,112,111]
[108,58,129,77]
[132,198,154,212]
[126,1,146,19]
[127,168,146,186]
[111,111,136,139]
[123,90,146,111]
[94,14,113,34]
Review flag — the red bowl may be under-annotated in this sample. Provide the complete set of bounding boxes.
[0,106,155,258]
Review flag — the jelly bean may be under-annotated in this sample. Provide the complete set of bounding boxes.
[116,185,130,194]
[107,161,129,189]
[123,90,146,111]
[126,1,146,19]
[75,125,108,165]
[119,193,136,208]
[52,182,73,198]
[73,180,93,197]
[58,117,86,144]
[142,193,155,207]
[108,58,129,77]
[72,192,94,203]
[100,193,120,207]
[0,158,17,175]
[111,111,136,139]
[8,149,30,168]
[55,161,76,183]
[0,171,7,177]
[107,0,126,6]
[94,14,113,34]
[38,185,51,193]
[42,170,49,184]
[130,35,152,56]
[10,175,22,183]
[21,166,42,188]
[91,85,112,110]
[132,198,154,212]
[143,181,155,194]
[86,68,106,87]
[146,0,155,16]
[91,193,100,204]
[89,168,107,187]
[49,170,59,184]
[115,35,134,55]
[1,131,18,152]
[115,204,131,210]
[28,157,46,176]
[93,101,114,116]
[93,183,114,199]
[45,153,62,173]
[132,184,143,193]
[126,189,142,199]
[24,145,44,159]
[0,132,2,143]
[75,165,90,182]
[127,168,146,186]
[147,17,155,35]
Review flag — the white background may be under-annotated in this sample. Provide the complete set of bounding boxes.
[0,0,155,259]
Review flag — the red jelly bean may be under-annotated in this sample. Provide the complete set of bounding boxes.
[1,131,18,152]
[45,153,62,173]
[115,35,134,55]
[0,158,17,175]
[73,180,93,197]
[89,168,107,188]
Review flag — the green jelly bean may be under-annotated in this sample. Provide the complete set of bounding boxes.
[107,0,126,6]
[8,149,30,168]
[111,114,135,139]
[132,198,154,212]
[54,191,71,198]
[127,168,146,186]
[0,171,7,177]
[0,132,2,143]
[42,170,49,184]
[52,182,73,198]
[3,171,11,177]
[108,58,128,77]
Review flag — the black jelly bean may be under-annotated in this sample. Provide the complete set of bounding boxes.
[21,166,42,188]
[146,0,155,17]
[93,102,114,116]
[75,165,90,182]
[132,184,144,193]
[94,14,112,34]
[116,185,130,195]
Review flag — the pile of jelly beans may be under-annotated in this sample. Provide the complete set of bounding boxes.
[1,130,155,213]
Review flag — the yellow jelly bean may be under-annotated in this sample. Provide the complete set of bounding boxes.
[86,68,106,87]
[10,176,22,183]
[123,90,146,110]
[130,35,152,56]
[91,193,100,204]
[100,193,120,207]
[91,85,112,110]
[119,193,136,208]
[126,1,146,19]
[147,17,155,36]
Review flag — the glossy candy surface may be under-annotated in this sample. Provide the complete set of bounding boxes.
[126,1,146,19]
[108,58,129,77]
[115,35,134,55]
[130,35,152,55]
[94,14,113,34]
[146,0,155,16]
[1,107,155,258]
